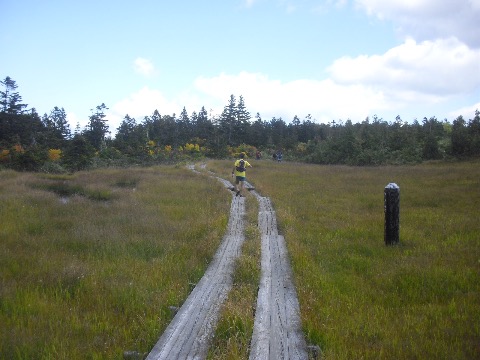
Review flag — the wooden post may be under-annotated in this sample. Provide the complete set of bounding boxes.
[384,183,400,245]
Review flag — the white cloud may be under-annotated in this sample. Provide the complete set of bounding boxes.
[108,34,480,129]
[448,102,480,120]
[104,65,477,131]
[355,0,480,47]
[194,71,387,122]
[192,35,480,122]
[133,57,157,77]
[100,71,385,128]
[356,0,448,17]
[106,87,179,131]
[66,111,87,130]
[328,37,480,98]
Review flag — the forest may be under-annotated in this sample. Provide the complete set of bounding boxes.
[1,75,479,172]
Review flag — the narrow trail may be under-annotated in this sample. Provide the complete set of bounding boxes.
[146,169,245,360]
[249,191,308,360]
[146,165,307,359]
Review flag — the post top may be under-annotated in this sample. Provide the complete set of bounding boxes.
[385,183,399,189]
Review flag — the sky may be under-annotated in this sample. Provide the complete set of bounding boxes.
[2,0,480,133]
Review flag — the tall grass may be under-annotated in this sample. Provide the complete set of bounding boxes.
[3,160,478,359]
[207,159,480,359]
[0,166,230,359]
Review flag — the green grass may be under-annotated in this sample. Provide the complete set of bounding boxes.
[207,159,480,359]
[0,166,230,359]
[2,160,479,359]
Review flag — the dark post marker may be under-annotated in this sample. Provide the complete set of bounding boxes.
[384,183,400,245]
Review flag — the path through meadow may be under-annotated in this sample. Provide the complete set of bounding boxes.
[146,165,307,359]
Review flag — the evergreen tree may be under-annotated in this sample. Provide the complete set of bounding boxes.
[289,115,300,145]
[143,110,163,143]
[451,115,469,156]
[247,112,268,148]
[194,106,214,142]
[0,111,44,148]
[219,95,237,145]
[468,110,480,155]
[207,114,229,157]
[114,114,146,155]
[298,114,316,143]
[0,76,39,148]
[42,107,71,148]
[0,76,28,114]
[269,117,287,148]
[83,103,110,150]
[144,113,179,147]
[165,114,178,147]
[62,134,96,171]
[236,95,251,144]
[423,133,441,159]
[177,107,191,144]
[421,117,443,160]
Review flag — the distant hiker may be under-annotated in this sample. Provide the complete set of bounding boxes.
[256,150,261,160]
[232,153,252,197]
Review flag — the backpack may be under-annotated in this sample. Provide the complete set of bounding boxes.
[236,159,246,172]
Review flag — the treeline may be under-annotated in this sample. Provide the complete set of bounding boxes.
[1,76,479,172]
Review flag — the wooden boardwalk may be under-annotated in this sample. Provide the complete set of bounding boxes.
[249,193,307,360]
[146,165,307,359]
[146,177,245,360]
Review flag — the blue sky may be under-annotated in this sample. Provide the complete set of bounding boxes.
[2,0,480,133]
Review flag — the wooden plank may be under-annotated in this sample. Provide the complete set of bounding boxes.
[250,191,308,360]
[147,165,307,359]
[146,194,246,360]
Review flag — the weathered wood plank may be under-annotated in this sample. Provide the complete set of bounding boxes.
[147,165,307,360]
[250,191,308,360]
[146,191,246,360]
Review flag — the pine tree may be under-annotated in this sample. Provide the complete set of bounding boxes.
[219,95,237,145]
[468,110,480,155]
[196,106,213,141]
[247,113,268,148]
[42,107,71,148]
[451,115,469,156]
[83,103,110,150]
[62,134,95,171]
[178,107,191,144]
[236,95,251,145]
[0,76,28,114]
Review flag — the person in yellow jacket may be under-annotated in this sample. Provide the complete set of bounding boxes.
[232,152,252,197]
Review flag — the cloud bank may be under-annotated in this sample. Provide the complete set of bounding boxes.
[355,0,480,47]
[105,0,480,129]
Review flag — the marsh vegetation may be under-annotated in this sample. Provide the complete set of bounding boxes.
[1,160,479,359]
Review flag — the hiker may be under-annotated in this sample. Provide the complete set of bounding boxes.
[232,153,252,197]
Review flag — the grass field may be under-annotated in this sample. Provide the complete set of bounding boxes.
[1,160,479,359]
[0,166,230,359]
[207,159,480,359]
